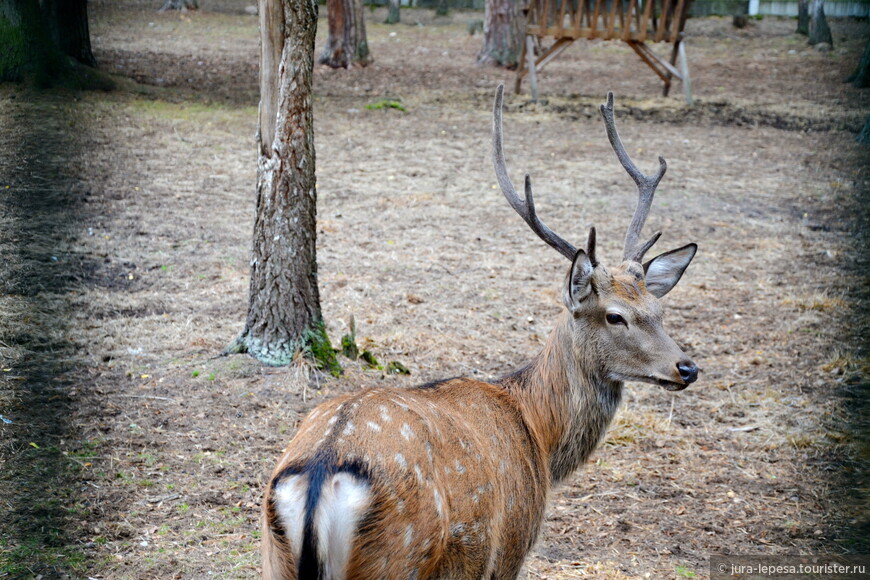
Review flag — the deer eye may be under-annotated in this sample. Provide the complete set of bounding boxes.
[605,313,627,326]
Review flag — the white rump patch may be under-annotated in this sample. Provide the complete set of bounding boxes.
[315,472,371,580]
[273,474,308,563]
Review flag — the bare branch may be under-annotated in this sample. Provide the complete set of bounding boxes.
[493,85,578,261]
[599,92,667,263]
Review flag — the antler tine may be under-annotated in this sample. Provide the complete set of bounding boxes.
[599,92,667,263]
[493,85,578,261]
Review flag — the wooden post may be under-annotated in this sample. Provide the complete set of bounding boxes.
[678,39,693,105]
[526,35,539,102]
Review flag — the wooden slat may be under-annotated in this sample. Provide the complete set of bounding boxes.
[670,0,687,41]
[557,0,567,38]
[654,0,671,41]
[590,0,602,38]
[639,0,653,42]
[627,40,668,81]
[624,0,637,40]
[607,0,618,38]
[535,37,574,70]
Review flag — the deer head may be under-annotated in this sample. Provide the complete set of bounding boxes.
[493,85,698,391]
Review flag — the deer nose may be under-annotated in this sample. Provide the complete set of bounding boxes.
[676,361,698,384]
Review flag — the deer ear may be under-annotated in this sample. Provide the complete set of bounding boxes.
[643,243,697,298]
[564,249,595,312]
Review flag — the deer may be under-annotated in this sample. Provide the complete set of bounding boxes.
[260,85,699,580]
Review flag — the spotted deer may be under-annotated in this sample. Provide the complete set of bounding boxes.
[261,85,699,580]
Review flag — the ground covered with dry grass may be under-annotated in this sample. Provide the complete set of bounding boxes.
[0,1,868,578]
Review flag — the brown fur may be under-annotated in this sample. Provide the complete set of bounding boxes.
[261,259,697,580]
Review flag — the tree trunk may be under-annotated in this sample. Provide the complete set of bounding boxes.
[230,0,339,371]
[796,0,809,35]
[319,0,370,68]
[385,0,400,24]
[857,116,870,145]
[41,0,95,66]
[477,0,523,68]
[807,0,832,46]
[847,38,870,88]
[1,0,98,84]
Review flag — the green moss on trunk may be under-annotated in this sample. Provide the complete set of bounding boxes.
[227,319,341,375]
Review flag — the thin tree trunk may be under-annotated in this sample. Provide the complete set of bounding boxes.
[230,0,338,371]
[385,0,400,24]
[319,0,370,68]
[796,0,809,35]
[807,0,832,46]
[857,116,870,145]
[847,38,870,87]
[477,0,523,67]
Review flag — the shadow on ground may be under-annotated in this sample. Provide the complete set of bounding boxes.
[0,90,98,578]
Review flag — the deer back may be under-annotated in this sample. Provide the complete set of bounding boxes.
[262,380,550,579]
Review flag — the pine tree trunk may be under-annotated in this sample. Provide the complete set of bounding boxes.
[1,0,62,83]
[847,39,870,87]
[796,0,809,35]
[41,0,95,66]
[807,0,832,46]
[857,116,870,145]
[230,0,338,371]
[385,0,400,24]
[319,0,370,68]
[477,0,522,68]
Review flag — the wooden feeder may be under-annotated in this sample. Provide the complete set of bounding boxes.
[516,0,695,103]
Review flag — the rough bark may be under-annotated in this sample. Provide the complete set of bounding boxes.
[42,0,95,66]
[1,0,99,84]
[796,0,809,35]
[318,0,370,68]
[477,0,523,68]
[847,38,870,87]
[230,0,338,371]
[807,0,832,47]
[385,0,400,24]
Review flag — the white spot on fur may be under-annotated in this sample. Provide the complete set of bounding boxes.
[404,524,414,548]
[433,488,444,517]
[315,472,371,580]
[378,405,392,423]
[414,464,424,485]
[395,453,407,469]
[273,475,307,563]
[342,422,355,436]
[327,415,338,426]
[400,423,415,440]
[367,421,381,432]
[454,460,465,475]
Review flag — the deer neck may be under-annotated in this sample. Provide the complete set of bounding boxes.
[499,313,623,484]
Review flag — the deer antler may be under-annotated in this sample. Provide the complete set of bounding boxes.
[493,85,583,262]
[599,92,666,264]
